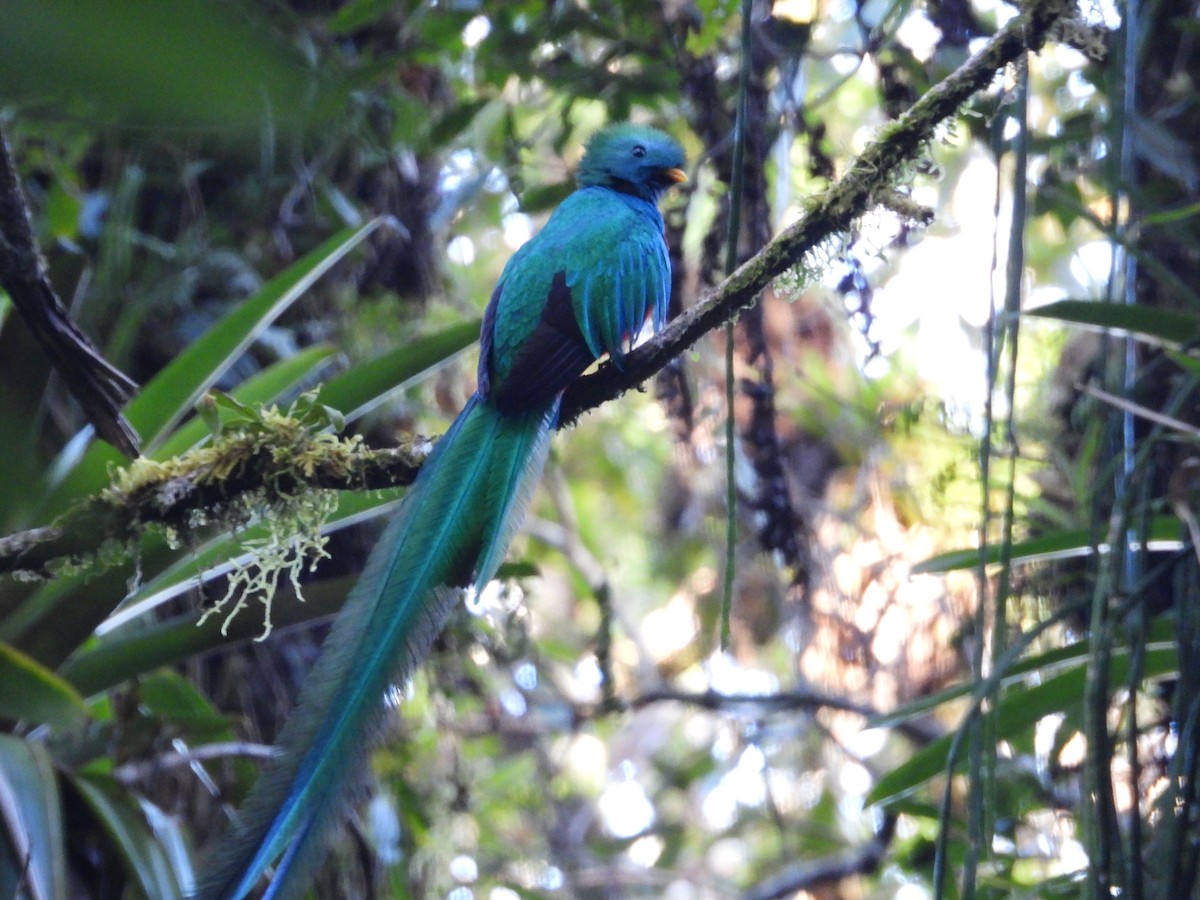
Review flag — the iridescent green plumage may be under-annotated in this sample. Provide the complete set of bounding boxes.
[199,123,685,899]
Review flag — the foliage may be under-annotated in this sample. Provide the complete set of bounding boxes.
[2,0,1196,898]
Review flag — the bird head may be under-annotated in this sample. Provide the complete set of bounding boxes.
[576,123,687,203]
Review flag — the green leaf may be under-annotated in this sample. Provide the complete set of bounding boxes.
[62,489,407,695]
[868,643,1179,806]
[62,576,357,698]
[519,182,574,214]
[152,344,339,459]
[428,98,494,147]
[326,0,397,35]
[0,735,64,900]
[1025,300,1200,346]
[101,488,403,633]
[320,320,480,423]
[1166,348,1200,378]
[870,616,1177,729]
[0,0,343,138]
[132,221,385,450]
[70,772,194,899]
[41,222,384,516]
[0,642,87,729]
[913,515,1181,573]
[137,671,234,739]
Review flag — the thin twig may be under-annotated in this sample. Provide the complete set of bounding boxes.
[0,124,140,456]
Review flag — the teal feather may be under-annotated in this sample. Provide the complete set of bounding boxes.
[199,122,685,899]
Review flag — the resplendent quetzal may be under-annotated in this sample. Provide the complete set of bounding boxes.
[200,123,687,899]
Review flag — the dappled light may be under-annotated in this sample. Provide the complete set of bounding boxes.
[0,0,1195,897]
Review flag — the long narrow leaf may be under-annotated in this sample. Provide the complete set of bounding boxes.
[870,620,1177,729]
[61,577,356,698]
[94,488,403,637]
[913,515,1182,573]
[0,736,64,900]
[0,642,87,728]
[70,773,193,899]
[868,644,1179,805]
[152,344,339,460]
[40,221,385,515]
[133,221,385,448]
[319,319,480,424]
[1025,299,1200,346]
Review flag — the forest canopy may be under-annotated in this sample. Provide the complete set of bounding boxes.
[1,0,1197,897]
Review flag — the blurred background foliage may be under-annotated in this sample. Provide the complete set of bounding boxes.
[0,0,1196,897]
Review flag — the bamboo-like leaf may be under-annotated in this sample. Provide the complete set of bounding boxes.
[913,515,1182,573]
[40,221,385,515]
[70,773,193,899]
[1025,299,1200,345]
[151,344,339,460]
[868,643,1178,806]
[0,735,64,900]
[133,222,385,449]
[870,619,1177,729]
[0,642,87,729]
[94,488,404,639]
[61,577,356,699]
[319,319,480,423]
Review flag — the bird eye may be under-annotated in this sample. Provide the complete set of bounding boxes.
[631,144,647,158]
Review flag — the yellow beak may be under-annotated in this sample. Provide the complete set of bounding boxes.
[664,167,688,184]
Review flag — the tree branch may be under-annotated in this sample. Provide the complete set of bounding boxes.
[744,814,897,900]
[0,124,141,457]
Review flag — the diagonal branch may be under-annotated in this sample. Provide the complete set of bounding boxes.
[0,124,141,457]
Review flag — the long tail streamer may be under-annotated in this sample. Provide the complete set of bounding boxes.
[199,393,558,900]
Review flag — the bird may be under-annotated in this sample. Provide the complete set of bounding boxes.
[199,122,687,899]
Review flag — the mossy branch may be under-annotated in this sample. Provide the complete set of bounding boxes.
[0,0,1072,579]
[0,411,429,579]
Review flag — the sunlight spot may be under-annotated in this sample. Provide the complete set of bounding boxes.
[564,733,608,793]
[499,687,527,717]
[1069,240,1113,288]
[598,770,655,838]
[706,652,780,696]
[451,855,478,882]
[368,794,402,865]
[839,759,872,797]
[830,51,860,75]
[514,660,538,690]
[896,11,942,62]
[462,14,490,48]
[643,593,699,663]
[448,234,476,266]
[502,212,533,249]
[1084,0,1121,28]
[1060,837,1089,872]
[629,835,664,868]
[574,654,603,690]
[847,726,887,758]
[541,866,564,890]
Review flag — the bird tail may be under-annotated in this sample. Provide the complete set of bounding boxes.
[198,393,558,900]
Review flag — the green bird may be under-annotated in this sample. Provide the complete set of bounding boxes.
[199,122,687,899]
